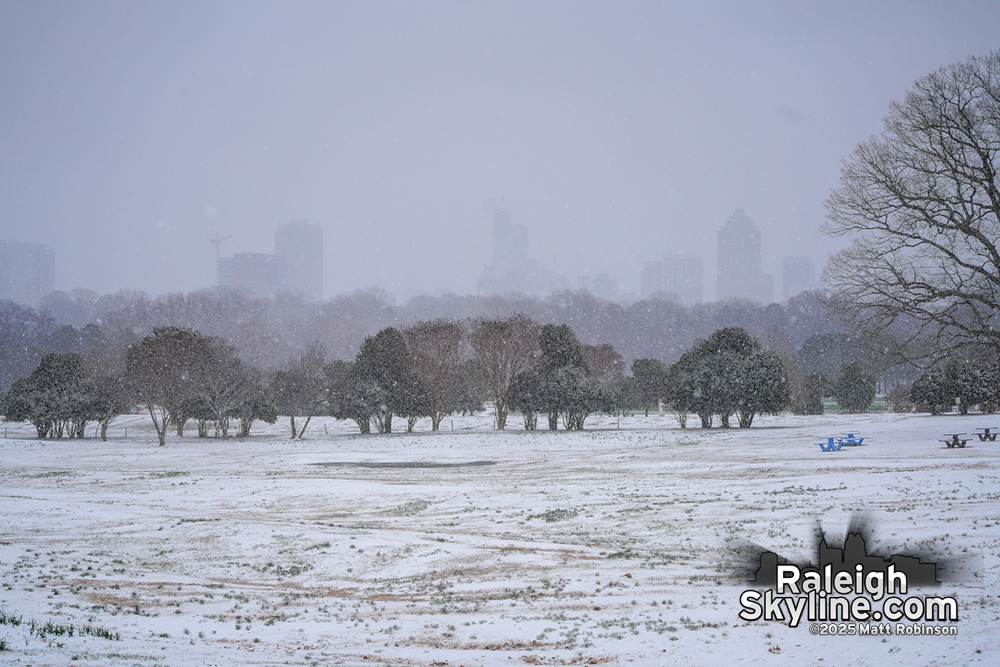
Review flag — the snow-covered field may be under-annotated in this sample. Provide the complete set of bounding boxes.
[1,411,997,666]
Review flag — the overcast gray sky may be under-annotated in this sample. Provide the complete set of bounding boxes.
[1,0,998,301]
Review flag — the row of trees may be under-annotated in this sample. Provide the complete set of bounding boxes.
[629,328,789,428]
[909,360,1000,415]
[2,316,806,442]
[2,285,857,396]
[0,353,128,439]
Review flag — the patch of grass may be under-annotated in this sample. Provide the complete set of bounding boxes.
[390,500,431,516]
[527,509,578,522]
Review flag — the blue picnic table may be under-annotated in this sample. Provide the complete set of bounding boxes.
[840,432,865,446]
[814,437,844,452]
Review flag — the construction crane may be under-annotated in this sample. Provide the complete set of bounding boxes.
[210,231,233,285]
[209,230,233,262]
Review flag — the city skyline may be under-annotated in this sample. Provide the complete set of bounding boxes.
[2,2,998,300]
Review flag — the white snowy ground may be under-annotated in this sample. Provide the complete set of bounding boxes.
[0,411,998,666]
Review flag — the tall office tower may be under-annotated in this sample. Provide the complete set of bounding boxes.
[782,256,817,300]
[640,254,704,304]
[222,253,287,297]
[0,240,55,304]
[274,219,323,300]
[717,209,772,303]
[491,206,529,267]
[478,206,567,296]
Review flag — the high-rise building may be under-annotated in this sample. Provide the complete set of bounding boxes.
[0,240,55,304]
[640,253,703,304]
[275,219,323,300]
[219,253,287,297]
[477,206,567,296]
[217,219,324,299]
[717,209,773,303]
[782,256,817,300]
[492,207,529,267]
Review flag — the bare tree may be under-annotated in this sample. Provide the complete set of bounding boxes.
[269,343,328,439]
[404,319,465,431]
[823,50,1000,362]
[126,327,211,446]
[193,338,258,439]
[469,314,540,430]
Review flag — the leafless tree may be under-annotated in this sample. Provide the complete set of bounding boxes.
[404,319,465,431]
[469,314,540,430]
[193,338,259,439]
[125,326,211,446]
[269,342,328,439]
[823,50,1000,362]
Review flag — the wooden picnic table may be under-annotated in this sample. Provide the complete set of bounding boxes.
[941,433,969,448]
[975,427,998,442]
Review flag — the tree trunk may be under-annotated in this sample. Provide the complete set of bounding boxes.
[354,418,370,434]
[698,412,713,429]
[494,400,508,430]
[406,416,418,432]
[289,415,299,439]
[297,415,312,439]
[522,411,537,431]
[547,411,559,431]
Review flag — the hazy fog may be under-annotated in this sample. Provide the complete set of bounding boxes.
[1,0,998,300]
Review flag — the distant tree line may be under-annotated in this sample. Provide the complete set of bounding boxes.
[1,315,810,442]
[1,286,861,395]
[909,359,1000,415]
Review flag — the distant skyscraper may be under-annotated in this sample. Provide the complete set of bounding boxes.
[640,253,703,304]
[492,207,529,267]
[478,205,567,296]
[782,256,817,300]
[219,253,287,297]
[217,220,324,299]
[0,240,55,304]
[717,209,773,303]
[275,219,323,300]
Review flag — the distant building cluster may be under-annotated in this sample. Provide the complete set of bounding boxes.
[635,208,817,305]
[477,207,568,297]
[640,253,704,304]
[0,239,55,305]
[218,220,323,300]
[474,206,817,304]
[207,208,816,305]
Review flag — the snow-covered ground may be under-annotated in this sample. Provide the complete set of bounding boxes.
[0,411,997,665]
